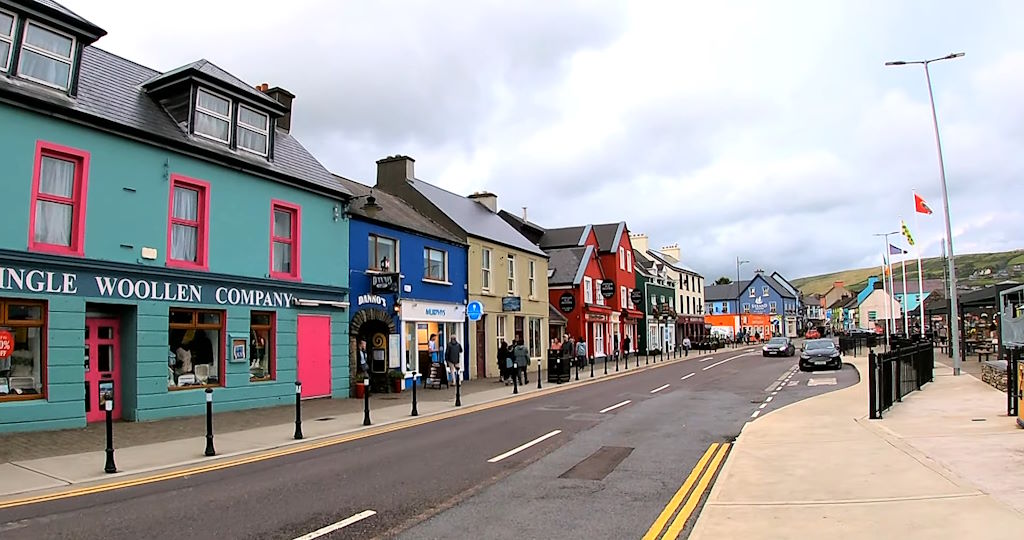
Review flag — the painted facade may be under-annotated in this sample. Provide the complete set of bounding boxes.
[633,251,677,354]
[0,5,350,432]
[739,274,798,337]
[631,234,706,344]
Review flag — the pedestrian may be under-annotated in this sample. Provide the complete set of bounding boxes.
[445,335,463,385]
[356,339,370,395]
[622,335,631,360]
[497,339,510,384]
[682,336,691,356]
[513,338,530,385]
[575,336,587,368]
[428,334,439,364]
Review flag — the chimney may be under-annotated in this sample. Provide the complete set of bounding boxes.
[630,233,649,253]
[467,191,497,213]
[376,155,416,189]
[260,85,295,133]
[833,281,844,288]
[522,206,528,221]
[660,243,681,261]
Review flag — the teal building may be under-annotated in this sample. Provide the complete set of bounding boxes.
[0,0,352,432]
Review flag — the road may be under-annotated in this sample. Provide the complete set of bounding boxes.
[0,347,857,540]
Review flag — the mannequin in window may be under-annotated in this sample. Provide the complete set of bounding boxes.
[191,330,214,366]
[380,256,391,272]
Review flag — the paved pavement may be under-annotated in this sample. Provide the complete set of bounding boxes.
[688,351,1024,540]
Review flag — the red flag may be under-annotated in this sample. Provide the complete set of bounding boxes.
[914,193,933,215]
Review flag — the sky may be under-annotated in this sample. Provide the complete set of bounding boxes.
[63,0,1024,282]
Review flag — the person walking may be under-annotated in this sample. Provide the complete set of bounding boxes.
[497,339,510,384]
[445,335,463,386]
[513,339,530,385]
[622,335,631,360]
[682,336,691,356]
[575,336,587,368]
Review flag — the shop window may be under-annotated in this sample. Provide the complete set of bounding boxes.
[249,311,275,382]
[507,254,516,294]
[270,200,301,280]
[168,308,223,389]
[481,247,492,291]
[167,175,210,270]
[368,234,396,272]
[0,299,46,401]
[528,317,542,358]
[424,247,447,282]
[29,141,90,256]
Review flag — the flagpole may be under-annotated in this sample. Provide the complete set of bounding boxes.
[888,245,897,340]
[913,194,926,337]
[901,249,909,336]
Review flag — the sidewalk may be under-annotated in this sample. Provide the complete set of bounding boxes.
[0,351,719,500]
[689,353,1024,540]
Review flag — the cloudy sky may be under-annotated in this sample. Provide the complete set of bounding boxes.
[66,0,1024,282]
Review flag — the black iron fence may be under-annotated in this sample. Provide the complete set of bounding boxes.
[1008,347,1020,418]
[868,340,934,419]
[838,334,877,356]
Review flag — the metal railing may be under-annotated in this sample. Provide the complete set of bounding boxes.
[868,341,934,419]
[838,334,877,356]
[1008,347,1020,418]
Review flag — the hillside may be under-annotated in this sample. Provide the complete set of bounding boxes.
[792,249,1024,296]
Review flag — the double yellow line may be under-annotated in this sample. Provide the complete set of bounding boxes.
[642,442,731,540]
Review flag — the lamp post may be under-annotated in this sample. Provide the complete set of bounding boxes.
[874,230,900,350]
[885,52,964,375]
[736,257,749,285]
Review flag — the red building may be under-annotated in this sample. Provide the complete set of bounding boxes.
[498,214,642,358]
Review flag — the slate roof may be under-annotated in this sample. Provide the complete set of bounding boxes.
[0,44,347,198]
[592,223,624,253]
[34,0,94,25]
[705,283,746,302]
[646,249,699,275]
[333,176,463,245]
[758,274,797,299]
[539,226,588,249]
[827,295,853,310]
[496,210,547,246]
[547,247,589,286]
[142,59,285,111]
[633,249,655,277]
[549,304,568,324]
[408,178,546,256]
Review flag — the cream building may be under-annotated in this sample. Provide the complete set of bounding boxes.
[375,156,548,379]
[858,287,903,330]
[631,234,706,345]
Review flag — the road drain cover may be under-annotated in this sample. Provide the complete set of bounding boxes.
[315,417,335,422]
[971,418,987,422]
[560,446,634,481]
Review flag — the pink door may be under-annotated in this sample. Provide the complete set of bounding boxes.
[85,318,121,422]
[297,315,331,398]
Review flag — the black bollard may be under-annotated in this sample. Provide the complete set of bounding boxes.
[411,371,419,416]
[604,354,608,375]
[618,352,622,371]
[363,377,371,426]
[204,387,216,456]
[455,370,462,407]
[590,356,594,378]
[646,353,650,365]
[537,362,542,389]
[512,362,519,394]
[103,398,116,473]
[575,360,580,381]
[294,381,303,440]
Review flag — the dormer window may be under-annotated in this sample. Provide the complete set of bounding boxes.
[1,10,14,72]
[19,21,75,90]
[194,89,232,143]
[238,105,269,156]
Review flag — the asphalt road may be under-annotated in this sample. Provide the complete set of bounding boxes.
[0,347,857,540]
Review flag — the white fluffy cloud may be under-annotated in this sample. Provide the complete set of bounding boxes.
[66,0,1024,281]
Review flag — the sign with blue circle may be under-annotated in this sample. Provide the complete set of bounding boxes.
[466,301,484,321]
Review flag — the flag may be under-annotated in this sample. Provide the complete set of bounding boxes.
[914,193,933,215]
[889,244,907,255]
[900,220,915,246]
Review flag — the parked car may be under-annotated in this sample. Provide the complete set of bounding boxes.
[805,328,821,339]
[799,339,842,371]
[762,337,795,357]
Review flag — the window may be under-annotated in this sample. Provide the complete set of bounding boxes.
[29,141,90,256]
[584,277,594,304]
[594,324,604,356]
[0,299,46,401]
[763,286,770,296]
[769,301,777,313]
[18,21,74,90]
[368,234,396,272]
[868,310,877,322]
[620,286,627,309]
[743,303,751,313]
[270,201,300,279]
[722,304,729,314]
[0,10,14,73]
[596,281,605,306]
[237,105,269,155]
[619,247,625,270]
[194,89,232,143]
[626,250,632,273]
[496,315,507,343]
[528,260,536,298]
[249,311,275,382]
[528,317,542,358]
[507,254,516,293]
[168,308,223,389]
[749,287,756,298]
[167,175,210,270]
[481,248,492,291]
[424,247,447,281]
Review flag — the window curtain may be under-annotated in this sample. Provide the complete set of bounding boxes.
[195,112,229,141]
[171,187,198,261]
[20,50,70,88]
[237,127,267,153]
[34,156,75,246]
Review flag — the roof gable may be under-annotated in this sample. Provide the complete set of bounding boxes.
[334,176,463,245]
[592,222,624,253]
[142,59,288,115]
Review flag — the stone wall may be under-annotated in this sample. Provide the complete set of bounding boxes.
[981,360,1008,392]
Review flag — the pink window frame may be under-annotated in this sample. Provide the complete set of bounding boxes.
[27,140,90,256]
[269,199,301,280]
[166,174,211,271]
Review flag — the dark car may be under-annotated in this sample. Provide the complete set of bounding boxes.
[799,339,842,371]
[762,337,795,357]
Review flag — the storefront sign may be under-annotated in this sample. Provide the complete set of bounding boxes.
[371,273,400,294]
[0,262,340,309]
[630,289,643,306]
[600,280,615,299]
[357,294,387,308]
[502,296,521,312]
[467,300,483,321]
[559,292,576,313]
[0,329,12,359]
[402,301,466,322]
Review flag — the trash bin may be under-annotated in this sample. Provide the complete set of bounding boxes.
[547,348,571,384]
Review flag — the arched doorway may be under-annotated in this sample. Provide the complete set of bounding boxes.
[350,308,396,394]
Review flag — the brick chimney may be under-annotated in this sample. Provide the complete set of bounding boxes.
[376,155,416,189]
[259,84,295,133]
[660,243,680,261]
[468,191,497,213]
[833,281,844,288]
[630,233,648,252]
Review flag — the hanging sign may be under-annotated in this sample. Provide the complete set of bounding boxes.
[630,289,643,306]
[600,280,616,299]
[559,292,576,313]
[371,273,400,294]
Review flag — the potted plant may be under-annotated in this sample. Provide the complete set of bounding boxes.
[387,370,404,393]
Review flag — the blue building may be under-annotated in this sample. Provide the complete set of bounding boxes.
[338,177,468,391]
[0,1,351,432]
[704,283,740,315]
[704,271,800,337]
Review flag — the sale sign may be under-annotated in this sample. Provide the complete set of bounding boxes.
[0,330,13,359]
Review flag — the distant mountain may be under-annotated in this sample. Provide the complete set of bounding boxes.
[792,249,1024,296]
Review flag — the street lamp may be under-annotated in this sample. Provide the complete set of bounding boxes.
[736,257,749,285]
[886,52,964,375]
[343,192,385,220]
[873,230,899,350]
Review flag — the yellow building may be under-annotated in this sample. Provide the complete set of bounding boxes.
[375,156,549,378]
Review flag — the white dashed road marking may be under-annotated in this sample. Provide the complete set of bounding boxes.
[487,430,562,463]
[599,400,632,413]
[650,384,670,394]
[292,510,377,540]
[765,396,773,402]
[807,377,838,387]
[750,410,761,418]
[681,373,695,381]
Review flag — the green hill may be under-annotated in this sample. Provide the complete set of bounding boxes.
[792,249,1024,296]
